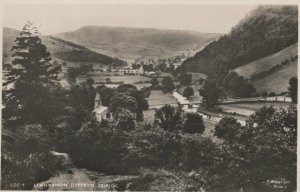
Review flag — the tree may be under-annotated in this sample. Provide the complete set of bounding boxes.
[183,87,194,98]
[200,79,226,108]
[159,63,167,72]
[162,76,175,93]
[223,71,238,90]
[169,63,175,73]
[180,74,192,86]
[154,105,182,132]
[67,68,77,84]
[214,117,242,141]
[105,78,111,83]
[86,78,94,86]
[68,82,97,131]
[109,93,138,115]
[223,72,256,98]
[150,78,159,87]
[288,76,297,103]
[116,84,149,121]
[239,82,256,98]
[183,113,205,134]
[1,22,63,190]
[262,92,268,99]
[3,22,61,126]
[114,107,136,131]
[97,86,116,106]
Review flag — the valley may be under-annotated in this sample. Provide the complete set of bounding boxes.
[2,4,298,192]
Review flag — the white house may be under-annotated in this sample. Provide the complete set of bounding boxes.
[94,92,113,122]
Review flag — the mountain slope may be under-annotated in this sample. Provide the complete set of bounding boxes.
[252,59,297,93]
[233,43,297,78]
[3,27,126,66]
[55,26,220,61]
[178,5,298,79]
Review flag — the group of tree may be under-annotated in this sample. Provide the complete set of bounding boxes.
[154,105,205,134]
[223,71,256,98]
[199,78,226,108]
[49,36,126,66]
[67,63,93,84]
[64,101,297,191]
[211,105,297,191]
[131,63,141,69]
[142,64,154,72]
[161,76,175,93]
[178,6,297,81]
[179,73,192,86]
[2,22,66,189]
[97,84,149,125]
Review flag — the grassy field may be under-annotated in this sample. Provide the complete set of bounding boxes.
[147,90,177,107]
[252,60,298,93]
[219,101,292,116]
[178,85,203,104]
[77,74,152,90]
[82,74,151,83]
[233,43,297,78]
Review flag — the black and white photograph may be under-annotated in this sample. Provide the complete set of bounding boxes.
[1,0,298,191]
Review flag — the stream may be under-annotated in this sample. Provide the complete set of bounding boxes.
[33,151,138,191]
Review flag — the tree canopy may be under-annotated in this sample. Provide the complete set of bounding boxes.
[162,76,175,93]
[183,87,194,98]
[183,113,205,134]
[154,105,182,132]
[3,22,62,126]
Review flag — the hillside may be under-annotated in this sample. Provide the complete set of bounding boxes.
[252,59,297,93]
[233,43,297,78]
[2,27,126,66]
[178,5,298,79]
[55,26,220,61]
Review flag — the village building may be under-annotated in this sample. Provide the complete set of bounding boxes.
[93,92,113,122]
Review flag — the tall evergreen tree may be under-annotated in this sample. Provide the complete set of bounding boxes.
[3,22,61,126]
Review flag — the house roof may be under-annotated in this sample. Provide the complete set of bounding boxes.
[173,91,190,105]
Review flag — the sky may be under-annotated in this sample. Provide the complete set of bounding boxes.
[3,3,257,35]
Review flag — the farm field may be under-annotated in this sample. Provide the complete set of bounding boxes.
[233,43,297,78]
[77,74,152,90]
[252,60,298,93]
[80,74,151,83]
[147,90,178,108]
[219,101,292,116]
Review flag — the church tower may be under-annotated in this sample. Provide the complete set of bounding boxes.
[95,92,102,108]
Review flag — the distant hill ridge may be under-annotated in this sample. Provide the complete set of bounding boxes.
[3,27,126,66]
[55,26,220,61]
[178,5,298,80]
